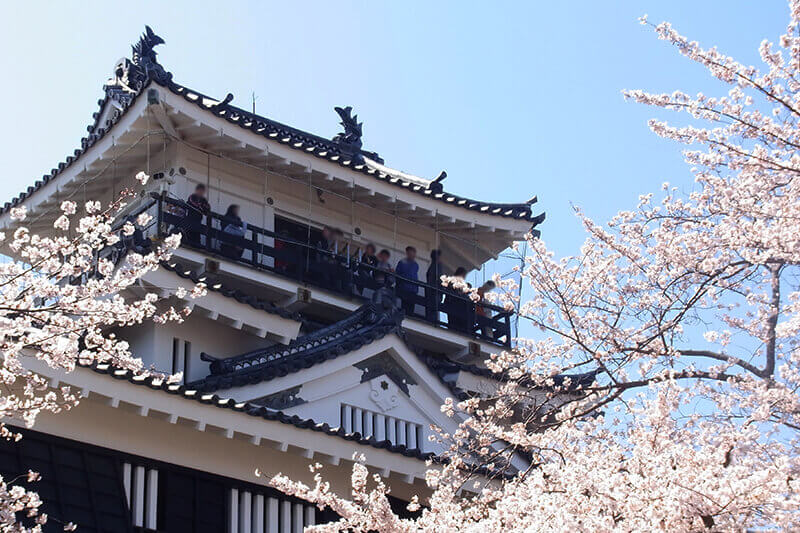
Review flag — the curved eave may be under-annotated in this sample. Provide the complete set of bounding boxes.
[0,74,545,236]
[159,78,543,223]
[93,362,435,461]
[0,84,144,217]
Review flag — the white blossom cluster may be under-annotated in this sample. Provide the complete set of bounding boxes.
[271,2,800,531]
[0,174,204,531]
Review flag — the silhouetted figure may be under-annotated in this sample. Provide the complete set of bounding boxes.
[182,184,210,247]
[357,243,378,294]
[475,280,497,339]
[425,249,444,322]
[220,204,246,260]
[396,246,419,316]
[445,267,472,332]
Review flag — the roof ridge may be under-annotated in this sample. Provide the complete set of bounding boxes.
[202,302,403,378]
[0,27,545,230]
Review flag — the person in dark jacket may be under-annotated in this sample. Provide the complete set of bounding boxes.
[182,184,211,247]
[444,267,472,332]
[425,249,444,322]
[395,246,419,316]
[219,204,246,260]
[475,280,497,338]
[357,243,378,294]
[310,226,333,287]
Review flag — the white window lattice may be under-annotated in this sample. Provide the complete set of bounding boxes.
[228,488,315,533]
[122,461,158,529]
[340,404,423,451]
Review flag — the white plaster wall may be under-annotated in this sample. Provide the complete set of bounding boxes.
[28,397,427,503]
[119,313,271,382]
[172,145,434,276]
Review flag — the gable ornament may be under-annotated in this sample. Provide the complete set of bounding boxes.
[369,378,399,412]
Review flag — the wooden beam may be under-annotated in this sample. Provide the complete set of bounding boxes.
[150,102,180,140]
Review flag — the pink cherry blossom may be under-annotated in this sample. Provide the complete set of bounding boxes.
[0,174,202,530]
[271,3,800,531]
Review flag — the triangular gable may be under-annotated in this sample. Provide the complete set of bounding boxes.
[198,328,460,455]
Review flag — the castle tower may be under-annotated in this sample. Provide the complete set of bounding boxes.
[0,27,569,532]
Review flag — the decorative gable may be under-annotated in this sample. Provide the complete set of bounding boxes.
[283,372,438,453]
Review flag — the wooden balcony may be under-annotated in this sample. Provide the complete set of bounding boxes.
[149,194,512,347]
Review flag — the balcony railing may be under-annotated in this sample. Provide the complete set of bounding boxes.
[151,194,512,347]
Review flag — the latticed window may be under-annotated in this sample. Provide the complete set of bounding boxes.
[0,428,327,532]
[340,403,424,450]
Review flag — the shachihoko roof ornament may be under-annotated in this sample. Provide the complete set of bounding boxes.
[1,25,546,228]
[106,26,170,106]
[332,106,363,152]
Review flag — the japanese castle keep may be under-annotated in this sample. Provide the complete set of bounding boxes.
[0,27,564,532]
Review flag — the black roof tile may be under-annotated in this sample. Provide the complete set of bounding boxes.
[1,27,545,233]
[191,302,404,392]
[86,361,434,461]
[160,260,300,322]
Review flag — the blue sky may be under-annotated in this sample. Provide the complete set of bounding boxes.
[0,1,787,261]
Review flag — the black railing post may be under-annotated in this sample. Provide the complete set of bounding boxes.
[205,212,213,252]
[156,192,165,238]
[472,300,478,339]
[435,285,440,325]
[250,228,258,267]
[504,312,511,347]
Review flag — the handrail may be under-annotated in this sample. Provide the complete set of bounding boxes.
[155,194,512,347]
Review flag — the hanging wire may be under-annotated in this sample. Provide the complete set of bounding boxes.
[306,163,312,271]
[350,179,355,264]
[26,132,155,228]
[111,137,116,202]
[163,130,168,177]
[392,195,398,252]
[260,152,268,267]
[514,238,529,340]
[146,112,151,176]
[473,225,479,287]
[434,209,440,253]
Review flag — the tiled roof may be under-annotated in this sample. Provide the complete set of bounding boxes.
[162,80,545,223]
[191,302,404,392]
[82,300,595,463]
[424,356,599,393]
[1,27,545,231]
[0,90,144,215]
[87,361,433,461]
[191,298,597,398]
[160,260,300,322]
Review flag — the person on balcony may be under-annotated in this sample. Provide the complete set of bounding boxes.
[374,249,393,288]
[425,249,444,322]
[329,228,351,292]
[444,267,471,332]
[395,246,419,315]
[310,226,333,286]
[182,184,210,247]
[356,243,378,295]
[475,280,497,338]
[220,204,246,260]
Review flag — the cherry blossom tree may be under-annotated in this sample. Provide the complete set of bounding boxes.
[272,2,800,530]
[0,173,202,531]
